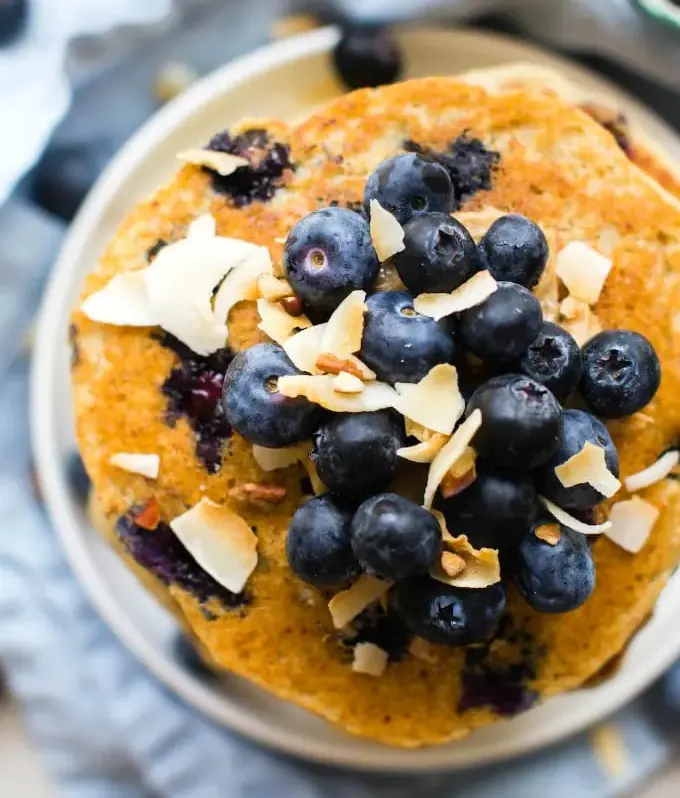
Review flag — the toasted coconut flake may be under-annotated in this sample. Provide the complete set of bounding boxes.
[213,262,269,327]
[256,298,311,345]
[555,441,621,498]
[559,296,603,346]
[283,323,375,379]
[414,271,498,321]
[333,372,365,394]
[539,496,612,535]
[187,214,216,239]
[320,290,366,358]
[424,410,482,509]
[301,455,327,496]
[252,442,311,472]
[605,497,659,553]
[169,498,258,593]
[135,497,161,530]
[555,241,612,305]
[394,364,464,435]
[624,450,680,492]
[397,433,449,464]
[81,272,156,326]
[440,551,466,578]
[535,522,561,546]
[277,374,397,413]
[369,199,405,262]
[109,452,160,479]
[433,534,500,589]
[449,446,477,479]
[404,418,436,442]
[439,460,477,499]
[328,575,390,629]
[257,273,293,301]
[351,642,389,677]
[177,148,249,176]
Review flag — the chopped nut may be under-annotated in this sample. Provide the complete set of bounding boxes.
[228,482,287,509]
[257,273,293,301]
[423,410,482,509]
[535,522,561,546]
[440,551,466,578]
[315,352,365,380]
[433,533,500,589]
[280,296,304,316]
[333,372,365,394]
[136,497,161,530]
[439,464,477,499]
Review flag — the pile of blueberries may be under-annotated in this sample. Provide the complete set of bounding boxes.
[222,151,661,648]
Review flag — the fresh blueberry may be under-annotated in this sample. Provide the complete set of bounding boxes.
[391,212,479,294]
[534,409,619,511]
[364,153,454,226]
[351,493,442,581]
[580,330,661,419]
[312,411,404,501]
[286,494,360,586]
[332,25,402,90]
[222,343,323,447]
[435,462,536,551]
[459,281,543,363]
[478,214,549,288]
[360,290,455,383]
[0,0,27,47]
[515,521,595,613]
[467,374,562,468]
[283,207,379,313]
[512,321,582,401]
[391,577,506,646]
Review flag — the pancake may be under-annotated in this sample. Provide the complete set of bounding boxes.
[71,75,680,747]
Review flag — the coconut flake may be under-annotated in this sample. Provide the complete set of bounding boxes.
[213,262,270,326]
[397,433,449,464]
[81,272,156,326]
[369,199,405,262]
[252,442,311,471]
[277,374,397,413]
[414,271,498,321]
[605,497,659,553]
[256,298,311,345]
[423,410,482,509]
[624,450,680,492]
[555,241,612,305]
[283,323,375,379]
[327,575,390,629]
[555,441,621,498]
[539,496,612,535]
[404,418,436,442]
[320,290,366,359]
[169,497,258,593]
[352,642,389,676]
[333,372,365,394]
[177,148,250,176]
[559,296,603,346]
[109,452,160,479]
[187,214,216,239]
[432,534,501,589]
[394,364,465,435]
[257,273,293,301]
[301,455,327,496]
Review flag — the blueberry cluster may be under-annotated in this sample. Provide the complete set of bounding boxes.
[221,151,662,648]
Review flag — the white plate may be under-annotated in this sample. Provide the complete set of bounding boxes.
[31,26,680,772]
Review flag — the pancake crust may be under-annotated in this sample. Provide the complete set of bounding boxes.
[71,77,680,747]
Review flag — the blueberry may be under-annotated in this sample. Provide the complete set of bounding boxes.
[286,495,360,586]
[459,281,543,363]
[515,521,595,613]
[467,374,562,468]
[222,343,323,447]
[580,330,661,419]
[534,409,619,511]
[0,0,27,47]
[513,321,582,401]
[391,577,506,646]
[351,494,442,581]
[332,25,402,90]
[283,207,379,313]
[391,212,479,294]
[364,153,454,226]
[435,462,536,551]
[312,411,404,501]
[360,290,455,383]
[478,214,549,288]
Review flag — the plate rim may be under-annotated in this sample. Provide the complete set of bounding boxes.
[31,24,680,772]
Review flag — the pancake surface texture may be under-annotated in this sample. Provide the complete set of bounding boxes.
[71,75,680,747]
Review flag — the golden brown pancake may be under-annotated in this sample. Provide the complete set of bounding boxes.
[71,75,680,747]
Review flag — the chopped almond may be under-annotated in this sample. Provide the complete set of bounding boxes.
[433,533,500,589]
[439,463,477,499]
[257,298,311,344]
[535,522,561,546]
[280,296,304,316]
[228,482,287,508]
[135,497,161,530]
[333,372,365,394]
[315,352,365,380]
[440,551,466,578]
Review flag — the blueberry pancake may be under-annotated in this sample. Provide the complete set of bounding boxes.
[71,76,680,747]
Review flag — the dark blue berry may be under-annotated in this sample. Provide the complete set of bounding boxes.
[478,214,549,288]
[512,321,582,401]
[360,290,455,383]
[467,374,562,468]
[0,0,27,47]
[222,343,323,447]
[459,281,543,363]
[312,411,404,501]
[534,409,619,511]
[283,207,379,313]
[515,522,595,613]
[391,212,479,294]
[286,495,360,586]
[363,153,454,226]
[391,577,506,646]
[332,26,402,90]
[351,494,442,581]
[435,462,536,551]
[580,330,661,419]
